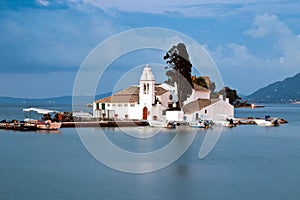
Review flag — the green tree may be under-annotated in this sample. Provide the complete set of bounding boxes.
[225,87,241,105]
[193,76,208,88]
[215,86,241,106]
[192,76,216,94]
[164,43,193,109]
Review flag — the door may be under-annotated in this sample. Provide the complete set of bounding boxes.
[142,107,148,120]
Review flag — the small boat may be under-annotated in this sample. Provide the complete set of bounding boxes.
[0,120,21,130]
[148,120,177,129]
[250,104,265,108]
[189,119,211,128]
[189,121,205,128]
[213,119,236,127]
[148,120,166,127]
[253,119,279,126]
[291,101,300,104]
[23,107,62,130]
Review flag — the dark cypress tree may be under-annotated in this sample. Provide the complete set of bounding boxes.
[164,43,193,109]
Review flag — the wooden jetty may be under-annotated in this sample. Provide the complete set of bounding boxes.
[61,120,149,128]
[0,120,149,130]
[0,116,288,132]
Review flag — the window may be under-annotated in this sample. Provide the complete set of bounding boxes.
[205,109,207,114]
[144,83,146,94]
[107,104,110,107]
[124,104,128,107]
[112,104,116,107]
[147,83,149,94]
[130,104,135,107]
[118,104,122,107]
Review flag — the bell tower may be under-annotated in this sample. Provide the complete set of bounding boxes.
[139,65,155,108]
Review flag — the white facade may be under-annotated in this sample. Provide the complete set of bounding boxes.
[93,102,140,119]
[93,65,234,122]
[166,111,184,121]
[194,90,210,100]
[185,97,234,122]
[184,84,211,105]
[93,65,171,120]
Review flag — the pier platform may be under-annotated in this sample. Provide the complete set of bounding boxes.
[61,120,149,128]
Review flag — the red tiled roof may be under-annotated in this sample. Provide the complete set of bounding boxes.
[95,86,139,103]
[182,98,220,114]
[95,85,168,103]
[193,83,210,92]
[155,86,168,96]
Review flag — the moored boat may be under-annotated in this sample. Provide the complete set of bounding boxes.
[148,120,177,129]
[189,119,211,128]
[23,107,62,130]
[213,118,237,127]
[148,120,166,128]
[253,119,279,126]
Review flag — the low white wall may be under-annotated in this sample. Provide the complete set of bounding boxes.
[166,111,184,121]
[187,100,234,121]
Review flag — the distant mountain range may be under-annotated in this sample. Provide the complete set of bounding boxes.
[1,73,300,105]
[246,72,300,103]
[0,92,112,105]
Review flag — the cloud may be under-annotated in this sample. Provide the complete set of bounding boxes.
[1,1,300,97]
[206,43,281,94]
[205,14,300,94]
[0,1,127,73]
[244,14,292,38]
[36,0,49,7]
[82,0,251,17]
[80,0,300,17]
[244,13,300,69]
[210,43,280,71]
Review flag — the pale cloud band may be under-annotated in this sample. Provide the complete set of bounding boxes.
[205,13,300,94]
[82,0,300,17]
[1,0,300,97]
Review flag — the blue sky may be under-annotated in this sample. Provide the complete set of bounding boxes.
[1,0,300,98]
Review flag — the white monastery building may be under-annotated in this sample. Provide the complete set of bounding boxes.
[93,65,234,121]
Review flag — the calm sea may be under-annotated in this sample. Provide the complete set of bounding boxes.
[1,103,300,200]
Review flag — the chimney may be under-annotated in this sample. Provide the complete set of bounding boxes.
[226,98,230,103]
